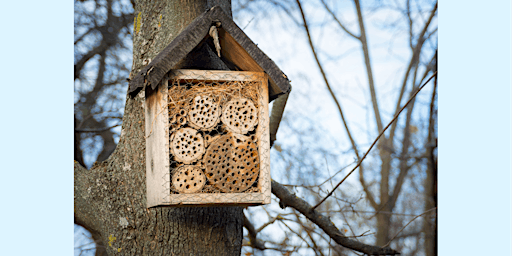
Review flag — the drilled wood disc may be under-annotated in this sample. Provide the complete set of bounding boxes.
[221,97,258,134]
[169,107,188,132]
[170,127,205,164]
[188,95,221,131]
[172,165,206,193]
[203,133,259,192]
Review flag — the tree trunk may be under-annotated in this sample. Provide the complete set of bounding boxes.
[375,148,392,246]
[74,1,244,255]
[375,208,391,246]
[423,68,437,256]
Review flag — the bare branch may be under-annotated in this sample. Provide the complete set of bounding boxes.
[353,0,384,133]
[295,1,367,207]
[358,164,379,209]
[74,11,133,80]
[272,179,400,255]
[75,44,109,81]
[320,0,360,39]
[256,215,282,233]
[293,211,326,256]
[406,0,414,50]
[74,27,95,45]
[243,214,266,250]
[75,124,121,133]
[280,160,355,189]
[389,1,437,143]
[387,53,436,210]
[313,72,437,210]
[279,219,319,255]
[383,207,436,248]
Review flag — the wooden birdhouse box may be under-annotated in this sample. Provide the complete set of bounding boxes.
[128,6,291,208]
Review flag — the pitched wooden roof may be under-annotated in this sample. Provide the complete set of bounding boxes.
[128,6,291,101]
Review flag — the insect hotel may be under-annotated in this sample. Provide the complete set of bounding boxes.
[128,6,291,208]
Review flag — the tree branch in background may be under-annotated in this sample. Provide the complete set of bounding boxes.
[243,214,267,250]
[292,211,327,256]
[318,0,385,210]
[353,0,384,133]
[271,180,399,255]
[74,11,133,80]
[313,72,437,210]
[388,1,437,144]
[295,0,367,202]
[387,54,436,211]
[320,0,359,39]
[74,115,85,167]
[75,0,134,166]
[423,50,438,256]
[383,207,437,248]
[75,124,121,133]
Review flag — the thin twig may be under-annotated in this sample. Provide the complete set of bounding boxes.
[256,215,282,233]
[75,124,121,133]
[271,180,400,255]
[382,207,437,248]
[242,16,255,30]
[243,214,266,250]
[312,71,437,210]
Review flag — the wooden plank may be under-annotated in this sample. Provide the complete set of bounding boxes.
[218,30,263,73]
[168,69,266,82]
[152,202,263,208]
[216,17,291,100]
[145,80,170,208]
[258,75,272,204]
[216,29,283,99]
[164,193,264,205]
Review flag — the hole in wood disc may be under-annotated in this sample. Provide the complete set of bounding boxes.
[203,133,259,192]
[170,127,205,164]
[172,165,206,193]
[221,97,258,134]
[188,95,221,131]
[169,104,188,132]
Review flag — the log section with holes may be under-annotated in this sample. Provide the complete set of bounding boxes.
[145,69,271,208]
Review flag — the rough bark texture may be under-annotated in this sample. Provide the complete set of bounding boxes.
[75,1,244,255]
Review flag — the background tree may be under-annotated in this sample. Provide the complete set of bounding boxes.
[74,0,134,167]
[75,0,437,255]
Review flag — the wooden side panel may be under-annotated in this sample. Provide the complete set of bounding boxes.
[258,75,271,204]
[145,81,170,208]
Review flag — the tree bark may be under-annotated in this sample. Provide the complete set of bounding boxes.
[423,65,437,256]
[74,1,244,255]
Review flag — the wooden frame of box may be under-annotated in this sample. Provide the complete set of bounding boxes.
[145,69,271,208]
